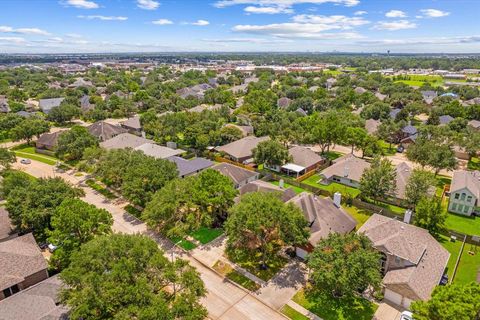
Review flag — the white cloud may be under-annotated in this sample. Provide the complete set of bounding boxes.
[203,37,293,44]
[65,33,83,38]
[385,10,406,18]
[292,14,369,28]
[152,19,173,25]
[0,26,50,35]
[373,20,417,31]
[136,0,160,10]
[354,10,367,15]
[191,20,210,26]
[77,15,128,21]
[420,9,450,18]
[64,0,99,9]
[0,37,26,44]
[244,6,293,14]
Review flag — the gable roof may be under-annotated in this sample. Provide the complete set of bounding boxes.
[0,234,48,291]
[0,208,12,241]
[212,162,259,185]
[450,170,480,199]
[239,180,296,202]
[87,121,127,142]
[439,115,454,125]
[395,162,412,200]
[365,119,380,135]
[320,154,370,183]
[288,192,357,246]
[468,119,480,129]
[216,136,270,160]
[288,146,324,169]
[36,131,66,149]
[39,98,64,114]
[100,133,153,150]
[135,143,185,159]
[121,116,141,130]
[402,125,417,135]
[167,156,213,177]
[358,214,450,301]
[0,275,68,320]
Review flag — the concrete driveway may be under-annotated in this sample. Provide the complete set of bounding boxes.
[373,302,402,320]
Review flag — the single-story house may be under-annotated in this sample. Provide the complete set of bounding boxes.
[212,162,260,188]
[167,156,214,178]
[0,96,10,113]
[0,275,68,320]
[468,120,480,130]
[224,124,254,137]
[36,130,66,151]
[87,121,127,142]
[453,145,471,161]
[448,170,480,216]
[319,154,370,188]
[69,77,93,88]
[216,136,270,164]
[389,108,401,120]
[354,87,367,94]
[439,115,454,126]
[135,143,185,159]
[288,192,357,259]
[188,104,224,113]
[358,214,450,309]
[39,98,64,114]
[121,116,142,135]
[238,180,296,203]
[100,133,153,150]
[279,146,325,177]
[393,162,412,201]
[0,233,49,300]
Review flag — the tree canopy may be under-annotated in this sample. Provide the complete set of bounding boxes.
[359,157,397,202]
[55,125,98,161]
[253,139,291,168]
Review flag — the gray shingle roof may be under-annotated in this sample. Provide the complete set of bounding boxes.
[39,98,64,114]
[450,170,480,199]
[0,234,48,291]
[167,156,213,177]
[439,115,454,125]
[394,162,412,200]
[212,163,259,185]
[239,180,296,202]
[0,208,12,241]
[216,136,270,160]
[99,133,153,150]
[288,146,324,169]
[121,116,141,130]
[135,143,185,159]
[320,154,370,183]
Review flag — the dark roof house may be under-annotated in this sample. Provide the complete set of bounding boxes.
[39,98,64,114]
[87,121,127,142]
[212,162,260,188]
[167,156,213,178]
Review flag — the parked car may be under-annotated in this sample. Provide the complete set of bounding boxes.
[400,311,413,320]
[440,274,449,285]
[396,145,405,153]
[48,243,58,253]
[20,158,31,164]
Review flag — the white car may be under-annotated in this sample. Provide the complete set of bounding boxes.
[400,311,413,320]
[20,158,31,164]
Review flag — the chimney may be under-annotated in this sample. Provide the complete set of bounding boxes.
[333,192,342,208]
[404,209,412,224]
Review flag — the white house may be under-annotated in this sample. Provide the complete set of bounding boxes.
[448,170,480,216]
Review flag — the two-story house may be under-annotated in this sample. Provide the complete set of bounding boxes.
[448,170,480,216]
[358,214,450,309]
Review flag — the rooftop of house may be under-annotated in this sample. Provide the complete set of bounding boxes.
[395,162,413,200]
[468,119,480,129]
[188,104,223,113]
[402,125,418,135]
[450,170,480,199]
[320,153,370,183]
[216,136,270,160]
[121,115,141,130]
[135,143,185,159]
[87,121,127,142]
[238,180,296,203]
[36,130,66,148]
[288,192,357,246]
[0,208,12,241]
[38,98,64,113]
[0,275,68,320]
[358,214,450,301]
[100,133,153,150]
[365,119,381,135]
[439,115,454,125]
[287,145,325,169]
[0,234,48,292]
[212,162,259,185]
[167,156,213,177]
[277,97,292,108]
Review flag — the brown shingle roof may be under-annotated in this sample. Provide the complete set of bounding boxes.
[216,136,270,161]
[212,163,259,186]
[288,193,357,246]
[239,180,296,202]
[99,133,153,150]
[288,146,324,169]
[394,162,412,200]
[320,154,370,183]
[0,234,48,291]
[87,121,127,142]
[358,214,450,301]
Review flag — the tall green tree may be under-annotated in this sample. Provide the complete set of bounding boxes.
[405,169,436,208]
[308,233,382,298]
[359,157,397,202]
[48,198,113,269]
[47,104,80,124]
[411,282,480,320]
[253,139,291,169]
[0,147,16,171]
[55,125,98,160]
[413,196,447,238]
[60,234,207,320]
[225,192,309,268]
[10,118,49,144]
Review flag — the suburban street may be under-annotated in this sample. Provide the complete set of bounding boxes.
[12,159,288,320]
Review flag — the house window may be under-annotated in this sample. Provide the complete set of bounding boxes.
[467,196,472,202]
[454,193,460,199]
[461,193,466,201]
[452,203,457,211]
[464,206,470,214]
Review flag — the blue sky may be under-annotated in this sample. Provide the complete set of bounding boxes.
[0,0,479,53]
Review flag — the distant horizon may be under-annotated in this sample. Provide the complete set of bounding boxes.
[1,0,480,54]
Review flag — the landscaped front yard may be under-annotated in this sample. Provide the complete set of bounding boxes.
[13,145,59,166]
[212,260,260,291]
[189,227,223,245]
[293,289,378,320]
[227,250,288,282]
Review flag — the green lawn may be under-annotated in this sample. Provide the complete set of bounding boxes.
[227,250,288,282]
[392,74,444,87]
[302,174,361,198]
[14,145,59,165]
[170,236,197,251]
[281,305,309,320]
[468,157,480,171]
[378,140,396,156]
[189,227,223,244]
[445,213,480,236]
[456,244,480,284]
[85,179,117,200]
[270,180,307,194]
[322,151,344,161]
[343,205,372,229]
[212,260,260,291]
[438,235,462,280]
[435,175,451,197]
[293,289,378,320]
[124,204,142,218]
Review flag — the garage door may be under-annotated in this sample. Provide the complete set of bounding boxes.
[384,289,403,306]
